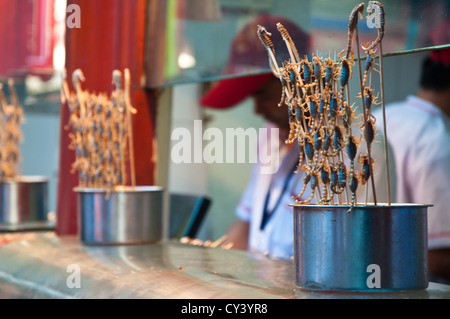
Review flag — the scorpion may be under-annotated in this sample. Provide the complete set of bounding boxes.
[344,3,365,60]
[298,57,317,95]
[286,107,298,145]
[257,25,279,76]
[257,25,294,100]
[342,101,360,134]
[277,23,301,64]
[302,94,322,131]
[277,64,292,108]
[361,48,380,87]
[361,115,378,151]
[338,2,363,89]
[363,87,380,118]
[293,165,320,205]
[319,162,333,204]
[347,171,359,213]
[327,91,342,127]
[358,154,374,186]
[345,134,361,211]
[260,2,386,209]
[329,162,346,198]
[312,54,324,93]
[361,1,385,52]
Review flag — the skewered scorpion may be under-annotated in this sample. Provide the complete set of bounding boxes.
[257,2,387,209]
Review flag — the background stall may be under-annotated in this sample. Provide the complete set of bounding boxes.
[0,0,449,298]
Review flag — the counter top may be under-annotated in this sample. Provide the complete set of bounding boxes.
[0,232,449,299]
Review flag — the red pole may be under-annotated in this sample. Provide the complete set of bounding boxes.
[0,0,55,79]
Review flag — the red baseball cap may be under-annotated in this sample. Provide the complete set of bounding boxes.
[200,14,310,109]
[430,48,450,66]
[427,19,450,65]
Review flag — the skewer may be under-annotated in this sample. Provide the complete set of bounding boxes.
[112,71,127,186]
[208,234,228,248]
[377,42,391,205]
[124,69,137,187]
[355,25,377,205]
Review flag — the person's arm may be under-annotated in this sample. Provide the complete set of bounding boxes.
[429,249,450,282]
[222,219,249,251]
[225,157,260,251]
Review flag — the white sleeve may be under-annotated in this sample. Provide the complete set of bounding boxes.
[235,163,259,222]
[411,155,450,249]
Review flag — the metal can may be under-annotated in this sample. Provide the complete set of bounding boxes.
[293,203,430,291]
[0,176,49,225]
[76,186,164,245]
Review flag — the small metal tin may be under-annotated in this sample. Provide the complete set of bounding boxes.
[292,203,431,292]
[76,186,164,245]
[0,176,49,225]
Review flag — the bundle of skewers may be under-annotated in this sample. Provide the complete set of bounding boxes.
[258,1,391,211]
[180,235,233,250]
[61,69,137,194]
[0,79,24,181]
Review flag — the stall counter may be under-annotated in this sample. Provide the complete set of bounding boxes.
[0,232,449,299]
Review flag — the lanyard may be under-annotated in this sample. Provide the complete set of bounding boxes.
[260,160,298,230]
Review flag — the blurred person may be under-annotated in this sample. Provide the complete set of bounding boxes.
[200,15,309,258]
[201,15,391,259]
[373,48,450,283]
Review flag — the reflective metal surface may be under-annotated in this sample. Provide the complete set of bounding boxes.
[76,186,164,245]
[0,176,49,225]
[293,203,431,292]
[0,232,449,299]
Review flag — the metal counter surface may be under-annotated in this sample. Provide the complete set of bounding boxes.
[0,232,449,299]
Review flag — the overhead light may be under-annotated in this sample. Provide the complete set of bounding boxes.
[178,52,196,69]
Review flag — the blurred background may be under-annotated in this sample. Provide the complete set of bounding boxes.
[0,0,448,240]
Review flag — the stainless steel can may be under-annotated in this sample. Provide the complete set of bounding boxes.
[292,203,430,292]
[76,186,164,245]
[0,176,49,224]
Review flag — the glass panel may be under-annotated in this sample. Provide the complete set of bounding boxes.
[153,0,450,87]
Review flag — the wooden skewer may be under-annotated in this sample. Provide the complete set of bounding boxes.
[355,27,377,205]
[209,234,228,248]
[124,69,136,187]
[377,42,391,205]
